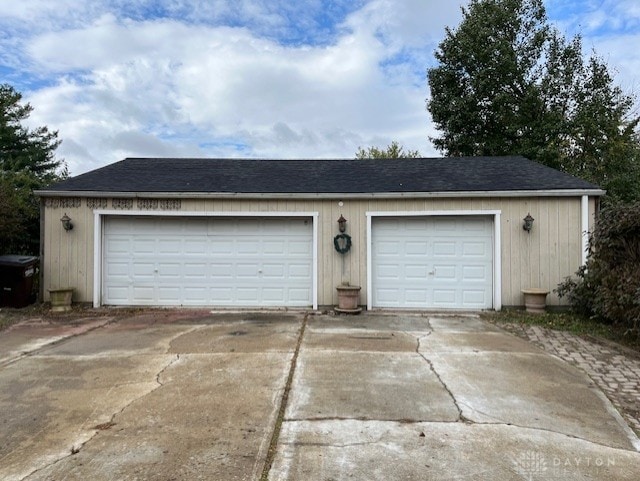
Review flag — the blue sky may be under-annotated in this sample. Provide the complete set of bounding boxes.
[0,0,638,175]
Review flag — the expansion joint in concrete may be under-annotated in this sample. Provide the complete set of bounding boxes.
[259,313,308,481]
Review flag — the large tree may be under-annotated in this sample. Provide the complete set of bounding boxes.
[427,0,640,203]
[0,84,66,254]
[355,141,420,159]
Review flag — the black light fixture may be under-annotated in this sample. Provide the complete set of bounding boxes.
[60,213,73,231]
[523,213,534,232]
[337,214,347,233]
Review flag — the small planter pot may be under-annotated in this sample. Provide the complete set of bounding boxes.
[335,285,362,314]
[522,288,549,314]
[49,288,73,312]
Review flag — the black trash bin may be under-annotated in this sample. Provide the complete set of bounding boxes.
[0,255,39,308]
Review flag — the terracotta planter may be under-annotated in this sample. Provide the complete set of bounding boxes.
[336,285,362,313]
[522,288,549,314]
[49,288,73,312]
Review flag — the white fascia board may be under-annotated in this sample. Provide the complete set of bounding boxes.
[367,209,502,217]
[37,189,606,199]
[93,210,318,218]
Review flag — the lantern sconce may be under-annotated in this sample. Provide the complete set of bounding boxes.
[523,213,534,233]
[337,214,347,233]
[60,213,73,231]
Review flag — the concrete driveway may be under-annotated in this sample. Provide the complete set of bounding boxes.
[0,310,639,480]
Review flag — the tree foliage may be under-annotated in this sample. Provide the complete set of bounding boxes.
[0,84,66,255]
[427,0,640,203]
[556,202,640,335]
[355,141,420,159]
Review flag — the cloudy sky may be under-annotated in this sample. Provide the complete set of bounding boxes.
[1,0,639,176]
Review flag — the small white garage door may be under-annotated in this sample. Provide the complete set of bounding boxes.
[103,216,313,307]
[372,216,493,309]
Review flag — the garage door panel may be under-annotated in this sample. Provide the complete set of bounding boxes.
[106,238,130,254]
[156,262,180,277]
[372,216,493,309]
[433,241,456,256]
[405,289,427,303]
[433,219,457,232]
[210,287,233,301]
[106,286,129,302]
[289,288,312,302]
[405,265,428,279]
[462,265,488,281]
[463,290,487,306]
[288,240,313,256]
[433,265,456,280]
[264,240,286,255]
[433,289,456,305]
[289,263,312,279]
[376,264,400,279]
[262,264,285,278]
[183,263,206,279]
[106,262,129,277]
[462,241,489,256]
[158,240,181,254]
[263,288,285,302]
[103,216,313,307]
[132,263,155,278]
[132,286,154,301]
[405,241,428,255]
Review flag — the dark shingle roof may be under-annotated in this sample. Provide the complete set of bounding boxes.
[42,156,601,195]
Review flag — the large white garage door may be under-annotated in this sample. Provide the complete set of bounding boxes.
[372,216,493,309]
[103,216,313,307]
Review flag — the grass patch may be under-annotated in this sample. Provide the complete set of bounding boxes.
[482,309,640,352]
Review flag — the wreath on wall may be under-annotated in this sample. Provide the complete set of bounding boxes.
[333,233,352,254]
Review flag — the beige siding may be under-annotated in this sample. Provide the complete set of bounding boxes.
[41,195,589,308]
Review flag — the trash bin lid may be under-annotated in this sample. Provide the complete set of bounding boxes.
[0,255,39,266]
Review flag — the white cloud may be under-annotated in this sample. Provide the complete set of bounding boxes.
[17,1,456,174]
[5,0,637,176]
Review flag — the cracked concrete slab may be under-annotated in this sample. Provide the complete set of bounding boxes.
[269,420,640,481]
[271,313,640,480]
[427,351,637,450]
[2,310,639,481]
[25,352,292,481]
[0,313,301,481]
[287,351,460,422]
[0,354,174,481]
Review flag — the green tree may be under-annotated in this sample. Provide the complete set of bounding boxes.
[427,0,640,203]
[0,84,66,254]
[355,141,420,159]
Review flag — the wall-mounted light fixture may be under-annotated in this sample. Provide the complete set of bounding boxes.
[337,214,347,233]
[523,213,534,233]
[60,213,73,231]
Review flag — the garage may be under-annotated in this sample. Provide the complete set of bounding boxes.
[102,216,314,307]
[370,215,494,309]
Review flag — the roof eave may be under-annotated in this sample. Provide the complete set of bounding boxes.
[35,189,606,199]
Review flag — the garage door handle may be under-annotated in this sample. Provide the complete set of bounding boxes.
[428,271,435,276]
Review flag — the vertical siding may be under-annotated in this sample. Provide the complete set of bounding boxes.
[42,195,588,307]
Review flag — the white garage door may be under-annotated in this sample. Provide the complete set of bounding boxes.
[372,216,493,309]
[103,216,313,307]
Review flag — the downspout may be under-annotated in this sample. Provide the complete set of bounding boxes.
[39,197,45,302]
[580,195,589,266]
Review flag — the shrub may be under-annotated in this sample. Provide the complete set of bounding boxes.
[556,202,640,335]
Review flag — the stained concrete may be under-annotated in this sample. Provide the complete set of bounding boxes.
[0,313,299,481]
[269,313,640,480]
[1,310,639,481]
[270,420,640,481]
